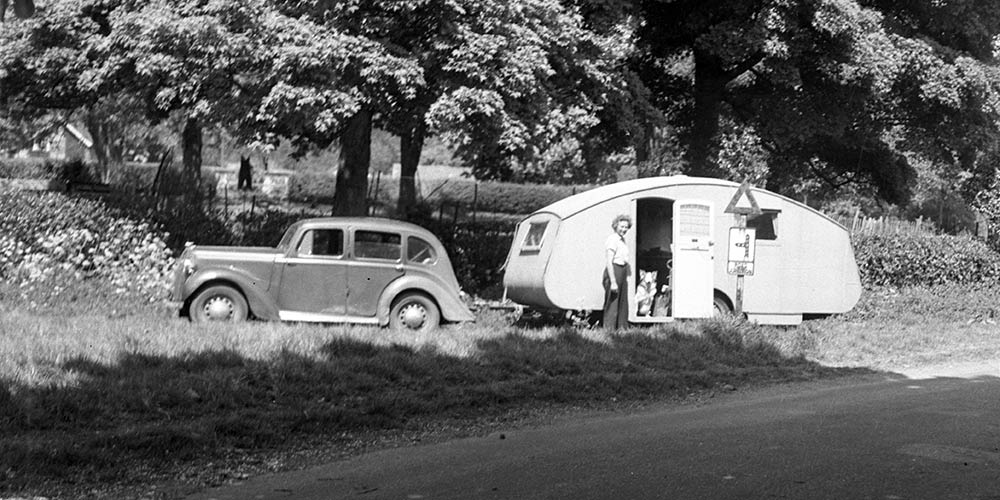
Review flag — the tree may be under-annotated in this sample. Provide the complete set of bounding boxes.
[0,0,34,21]
[263,0,630,216]
[1,0,252,194]
[425,0,636,185]
[587,0,1000,205]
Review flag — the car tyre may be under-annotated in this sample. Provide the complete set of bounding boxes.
[189,285,248,323]
[390,292,440,332]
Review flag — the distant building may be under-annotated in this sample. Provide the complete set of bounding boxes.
[389,163,471,181]
[14,124,95,163]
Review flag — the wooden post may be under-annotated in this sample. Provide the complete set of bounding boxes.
[472,182,478,225]
[735,213,746,316]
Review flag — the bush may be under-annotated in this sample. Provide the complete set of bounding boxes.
[853,232,1000,288]
[409,215,516,298]
[434,180,584,215]
[0,158,98,184]
[288,172,586,215]
[0,188,175,311]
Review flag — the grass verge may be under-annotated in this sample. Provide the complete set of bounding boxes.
[3,283,999,499]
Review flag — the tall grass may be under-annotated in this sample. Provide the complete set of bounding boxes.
[0,307,859,498]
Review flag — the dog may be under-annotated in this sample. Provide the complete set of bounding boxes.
[636,270,657,316]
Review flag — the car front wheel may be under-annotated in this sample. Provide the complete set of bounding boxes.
[390,292,440,332]
[189,285,248,323]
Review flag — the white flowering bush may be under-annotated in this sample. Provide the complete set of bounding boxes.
[0,188,175,311]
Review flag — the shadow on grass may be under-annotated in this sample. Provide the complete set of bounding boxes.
[0,323,874,494]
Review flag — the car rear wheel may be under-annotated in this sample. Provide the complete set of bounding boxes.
[390,293,440,332]
[189,285,248,323]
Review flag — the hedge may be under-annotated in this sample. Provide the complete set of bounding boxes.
[0,158,98,183]
[853,232,1000,288]
[289,172,587,215]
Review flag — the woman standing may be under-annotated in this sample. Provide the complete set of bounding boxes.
[603,214,632,329]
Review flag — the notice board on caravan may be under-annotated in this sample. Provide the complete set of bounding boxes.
[502,176,862,325]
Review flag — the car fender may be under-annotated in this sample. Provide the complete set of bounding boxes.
[183,268,279,320]
[377,275,475,325]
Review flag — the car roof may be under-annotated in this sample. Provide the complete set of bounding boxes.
[295,217,441,241]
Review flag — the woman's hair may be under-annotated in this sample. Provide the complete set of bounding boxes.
[611,214,633,230]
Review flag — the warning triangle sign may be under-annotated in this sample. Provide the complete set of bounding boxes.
[724,180,762,215]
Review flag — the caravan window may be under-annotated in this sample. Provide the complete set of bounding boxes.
[521,221,548,252]
[748,210,779,240]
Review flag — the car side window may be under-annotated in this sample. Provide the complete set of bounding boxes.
[354,230,401,260]
[407,236,437,265]
[297,229,344,257]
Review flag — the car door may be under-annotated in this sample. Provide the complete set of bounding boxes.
[275,227,348,319]
[347,229,404,317]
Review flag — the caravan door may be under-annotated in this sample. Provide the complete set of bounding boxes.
[672,200,714,318]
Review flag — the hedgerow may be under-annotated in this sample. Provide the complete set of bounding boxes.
[416,217,516,298]
[289,172,582,215]
[0,158,98,184]
[853,232,1000,288]
[434,180,583,214]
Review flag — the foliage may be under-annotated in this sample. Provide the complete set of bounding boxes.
[424,0,634,183]
[581,0,1000,206]
[973,175,1000,250]
[434,180,583,215]
[416,218,516,298]
[0,188,175,309]
[0,158,97,183]
[852,232,1000,288]
[289,172,583,216]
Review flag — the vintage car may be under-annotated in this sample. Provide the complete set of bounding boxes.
[170,217,475,331]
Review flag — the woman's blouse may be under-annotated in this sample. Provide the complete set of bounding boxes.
[605,233,628,266]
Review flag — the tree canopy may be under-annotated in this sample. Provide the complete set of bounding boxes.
[579,0,1000,204]
[3,0,1000,212]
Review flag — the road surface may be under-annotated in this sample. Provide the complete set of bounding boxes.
[187,362,1000,500]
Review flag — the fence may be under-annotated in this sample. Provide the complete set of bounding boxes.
[834,212,937,237]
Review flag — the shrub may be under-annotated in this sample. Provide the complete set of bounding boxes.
[434,180,584,215]
[0,188,175,311]
[853,232,1000,288]
[412,216,516,298]
[288,172,586,215]
[0,158,98,184]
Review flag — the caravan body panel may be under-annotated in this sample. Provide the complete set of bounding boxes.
[502,176,862,324]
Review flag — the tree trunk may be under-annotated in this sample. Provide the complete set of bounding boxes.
[84,113,109,183]
[397,122,425,219]
[685,49,728,179]
[181,117,203,203]
[332,109,372,216]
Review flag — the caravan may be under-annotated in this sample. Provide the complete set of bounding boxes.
[502,176,861,325]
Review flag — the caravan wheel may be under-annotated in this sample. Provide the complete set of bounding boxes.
[713,293,733,317]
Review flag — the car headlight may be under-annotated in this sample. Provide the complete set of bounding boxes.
[181,258,196,277]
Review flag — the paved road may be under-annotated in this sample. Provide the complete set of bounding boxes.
[188,363,1000,500]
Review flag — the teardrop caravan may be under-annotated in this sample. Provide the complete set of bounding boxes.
[502,176,862,325]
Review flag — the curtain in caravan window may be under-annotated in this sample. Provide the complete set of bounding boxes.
[748,210,779,240]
